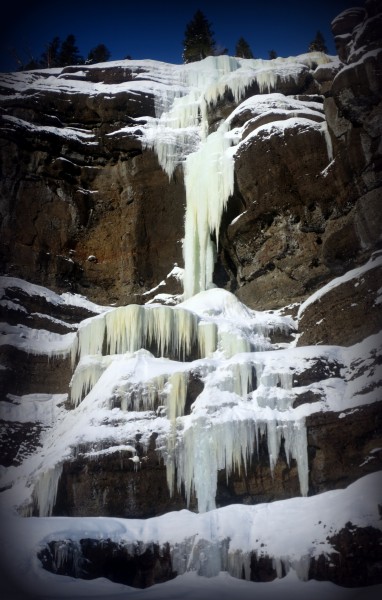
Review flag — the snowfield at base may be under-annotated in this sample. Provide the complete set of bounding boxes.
[0,473,381,599]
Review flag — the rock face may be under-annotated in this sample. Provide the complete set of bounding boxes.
[38,521,382,587]
[0,0,381,595]
[0,65,185,305]
[1,4,381,311]
[222,0,382,311]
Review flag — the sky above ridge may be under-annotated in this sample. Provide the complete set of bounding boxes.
[0,0,362,72]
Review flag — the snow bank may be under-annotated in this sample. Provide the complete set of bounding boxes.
[0,473,381,599]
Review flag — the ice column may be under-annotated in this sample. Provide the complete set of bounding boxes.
[183,122,234,298]
[33,464,63,517]
[165,371,189,495]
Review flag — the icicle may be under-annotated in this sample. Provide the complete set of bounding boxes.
[169,418,256,513]
[227,549,251,580]
[183,122,235,299]
[71,303,204,370]
[291,554,311,581]
[166,371,189,422]
[105,305,146,354]
[218,361,253,397]
[165,371,188,495]
[146,305,174,357]
[219,330,251,358]
[69,354,119,407]
[320,121,333,162]
[198,321,218,357]
[118,374,166,412]
[286,418,309,497]
[272,557,286,579]
[33,464,63,517]
[72,313,106,364]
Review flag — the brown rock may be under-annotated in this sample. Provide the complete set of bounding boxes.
[297,258,382,346]
[38,539,175,588]
[331,7,366,62]
[309,524,382,586]
[307,402,382,494]
[51,440,197,519]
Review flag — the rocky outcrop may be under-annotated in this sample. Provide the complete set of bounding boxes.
[309,524,382,587]
[219,0,382,311]
[43,327,381,519]
[50,439,197,519]
[297,253,382,347]
[0,64,185,305]
[38,521,382,588]
[38,539,175,588]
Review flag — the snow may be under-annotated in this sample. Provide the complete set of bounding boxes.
[0,473,381,599]
[0,393,67,425]
[0,322,76,357]
[1,114,98,144]
[0,275,108,314]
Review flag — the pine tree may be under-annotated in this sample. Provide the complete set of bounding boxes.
[235,37,254,59]
[182,10,216,63]
[308,30,328,53]
[268,49,278,59]
[58,34,84,66]
[40,37,61,68]
[87,43,111,64]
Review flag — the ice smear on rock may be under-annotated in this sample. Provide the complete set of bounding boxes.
[141,53,331,298]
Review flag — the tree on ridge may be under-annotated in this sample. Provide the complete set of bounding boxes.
[40,36,61,68]
[15,35,114,71]
[308,30,328,53]
[87,43,111,64]
[58,34,84,66]
[182,9,216,63]
[235,37,254,58]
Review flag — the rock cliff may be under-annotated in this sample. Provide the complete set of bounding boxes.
[0,1,381,597]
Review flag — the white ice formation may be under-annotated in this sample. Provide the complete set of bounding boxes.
[60,284,307,515]
[141,52,331,298]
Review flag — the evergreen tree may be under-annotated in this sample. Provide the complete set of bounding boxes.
[13,46,42,70]
[182,10,216,63]
[19,57,41,71]
[40,36,61,68]
[87,43,111,64]
[58,34,84,66]
[308,30,328,53]
[235,37,254,59]
[268,49,278,59]
[214,44,228,57]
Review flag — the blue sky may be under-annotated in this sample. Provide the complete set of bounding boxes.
[0,0,361,72]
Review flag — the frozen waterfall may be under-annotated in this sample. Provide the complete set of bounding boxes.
[143,52,330,298]
[56,285,309,518]
[28,55,335,518]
